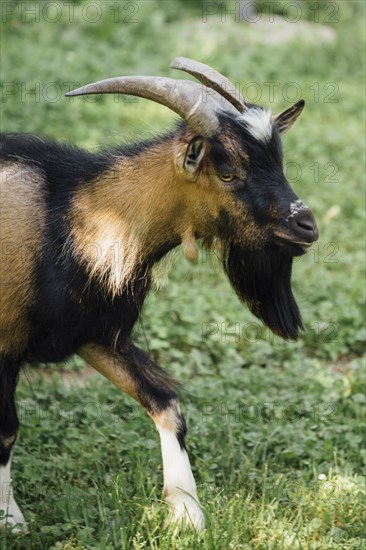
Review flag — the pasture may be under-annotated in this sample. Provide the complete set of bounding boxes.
[1,1,365,548]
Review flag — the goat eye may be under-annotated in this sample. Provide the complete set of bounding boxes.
[219,174,235,182]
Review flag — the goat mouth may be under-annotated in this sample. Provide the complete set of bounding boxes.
[273,230,314,255]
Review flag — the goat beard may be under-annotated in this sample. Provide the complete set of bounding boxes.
[222,241,303,340]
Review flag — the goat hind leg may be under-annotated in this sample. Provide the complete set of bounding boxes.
[78,342,205,531]
[0,356,26,531]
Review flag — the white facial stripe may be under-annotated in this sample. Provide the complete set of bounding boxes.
[240,107,273,143]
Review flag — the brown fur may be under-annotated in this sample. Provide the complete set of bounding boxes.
[0,163,46,356]
[151,399,182,432]
[181,228,199,262]
[78,344,181,422]
[69,129,261,296]
[78,344,139,400]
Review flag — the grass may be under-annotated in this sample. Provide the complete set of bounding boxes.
[1,1,365,548]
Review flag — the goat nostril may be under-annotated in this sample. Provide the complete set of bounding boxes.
[288,210,318,242]
[296,218,315,232]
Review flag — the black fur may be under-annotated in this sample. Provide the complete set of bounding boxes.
[0,132,184,464]
[212,113,298,228]
[0,356,20,465]
[0,116,312,469]
[0,133,113,197]
[0,130,179,211]
[0,133,161,363]
[209,114,304,339]
[117,342,180,410]
[223,241,303,340]
[115,342,187,449]
[0,122,307,368]
[0,120,309,364]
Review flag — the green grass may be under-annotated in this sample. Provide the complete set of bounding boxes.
[1,1,365,548]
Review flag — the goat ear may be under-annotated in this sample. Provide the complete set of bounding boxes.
[183,136,206,177]
[273,99,305,135]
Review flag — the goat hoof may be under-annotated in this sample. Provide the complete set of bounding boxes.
[166,492,205,531]
[0,498,28,532]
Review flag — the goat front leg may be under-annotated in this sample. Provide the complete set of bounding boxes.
[0,356,27,531]
[78,342,205,531]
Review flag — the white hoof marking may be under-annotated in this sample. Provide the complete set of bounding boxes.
[0,454,27,532]
[167,490,205,531]
[158,426,205,531]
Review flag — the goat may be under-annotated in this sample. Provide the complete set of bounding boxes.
[0,57,318,531]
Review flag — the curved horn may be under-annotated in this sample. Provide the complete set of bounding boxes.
[66,76,236,136]
[170,57,246,113]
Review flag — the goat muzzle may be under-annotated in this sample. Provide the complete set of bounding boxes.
[274,209,318,254]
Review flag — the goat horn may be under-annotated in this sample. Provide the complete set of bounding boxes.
[170,57,246,113]
[66,76,237,136]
